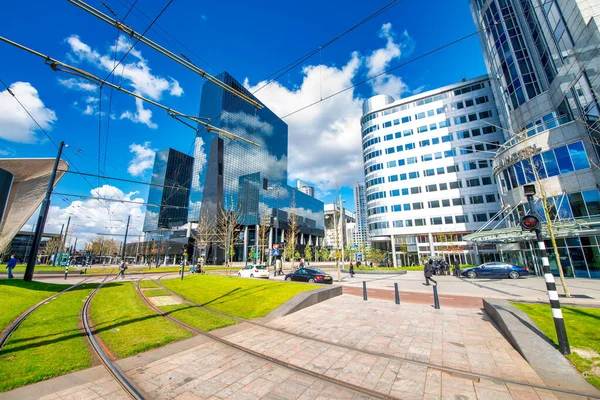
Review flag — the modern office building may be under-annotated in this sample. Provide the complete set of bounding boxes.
[323,203,355,250]
[1,230,61,263]
[187,72,325,264]
[353,183,370,248]
[361,76,505,266]
[143,148,194,233]
[0,158,68,256]
[467,0,600,278]
[296,180,315,197]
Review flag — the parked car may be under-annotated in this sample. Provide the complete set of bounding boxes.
[461,262,530,279]
[285,268,333,284]
[238,264,270,279]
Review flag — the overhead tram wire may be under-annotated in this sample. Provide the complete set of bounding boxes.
[54,192,188,210]
[112,0,219,74]
[0,36,261,147]
[59,169,190,191]
[67,0,264,110]
[0,77,126,225]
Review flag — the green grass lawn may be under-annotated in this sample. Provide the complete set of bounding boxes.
[0,280,72,332]
[160,304,237,332]
[161,275,319,319]
[0,284,95,392]
[90,282,191,358]
[352,266,424,271]
[11,264,66,272]
[512,302,600,389]
[139,279,160,288]
[143,289,172,297]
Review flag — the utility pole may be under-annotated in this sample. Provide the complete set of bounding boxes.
[24,222,36,264]
[24,141,65,281]
[52,224,64,266]
[522,184,570,355]
[60,216,72,264]
[120,215,131,263]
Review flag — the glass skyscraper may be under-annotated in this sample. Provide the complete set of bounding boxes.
[469,0,600,278]
[143,148,194,233]
[188,72,324,263]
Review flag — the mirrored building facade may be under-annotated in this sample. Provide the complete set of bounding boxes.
[143,148,194,232]
[468,0,600,278]
[188,72,325,263]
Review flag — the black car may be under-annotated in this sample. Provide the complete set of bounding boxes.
[284,268,333,284]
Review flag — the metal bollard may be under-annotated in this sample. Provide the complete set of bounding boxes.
[363,281,367,301]
[433,285,440,309]
[180,264,185,280]
[394,282,400,305]
[64,265,68,280]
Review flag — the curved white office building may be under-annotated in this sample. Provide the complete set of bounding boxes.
[361,76,505,266]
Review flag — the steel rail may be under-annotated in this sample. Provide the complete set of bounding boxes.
[0,35,260,147]
[0,278,92,352]
[134,279,396,400]
[83,275,145,400]
[152,277,600,399]
[67,0,263,110]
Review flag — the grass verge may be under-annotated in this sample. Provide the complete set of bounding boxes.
[144,289,172,297]
[0,280,71,332]
[512,302,600,389]
[11,264,66,272]
[160,304,237,332]
[0,284,94,392]
[161,275,319,319]
[90,282,191,358]
[139,280,160,289]
[353,266,424,271]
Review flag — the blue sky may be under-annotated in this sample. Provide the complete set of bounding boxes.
[0,0,488,243]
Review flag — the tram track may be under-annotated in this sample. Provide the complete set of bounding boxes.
[149,277,600,400]
[0,278,92,352]
[82,274,146,400]
[134,278,397,400]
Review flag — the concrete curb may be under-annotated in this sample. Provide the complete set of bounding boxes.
[259,285,343,322]
[341,269,409,275]
[483,299,600,398]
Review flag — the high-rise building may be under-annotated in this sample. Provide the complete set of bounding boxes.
[468,0,600,278]
[353,183,369,248]
[296,180,315,197]
[323,203,355,250]
[188,72,324,263]
[360,76,504,266]
[143,148,194,232]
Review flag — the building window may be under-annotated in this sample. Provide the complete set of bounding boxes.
[455,215,468,223]
[417,125,428,133]
[470,195,484,204]
[407,157,417,164]
[415,218,426,226]
[410,187,421,194]
[439,183,448,190]
[486,194,497,203]
[413,202,424,210]
[426,184,437,192]
[442,199,451,207]
[385,147,395,154]
[431,217,443,225]
[409,171,420,179]
[444,216,453,224]
[466,178,480,187]
[384,134,394,141]
[389,175,398,182]
[473,213,488,222]
[449,180,462,189]
[429,200,440,208]
[387,160,397,168]
[452,197,465,206]
[482,177,493,185]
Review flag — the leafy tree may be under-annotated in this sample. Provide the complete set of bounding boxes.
[304,244,312,261]
[320,247,329,261]
[370,248,386,266]
[248,246,255,262]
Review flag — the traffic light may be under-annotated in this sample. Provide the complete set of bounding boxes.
[520,214,540,231]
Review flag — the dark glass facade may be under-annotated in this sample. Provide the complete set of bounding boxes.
[143,148,194,232]
[188,72,324,262]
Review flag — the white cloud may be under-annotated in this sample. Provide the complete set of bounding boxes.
[63,34,183,127]
[0,81,57,143]
[83,105,94,115]
[127,141,156,177]
[85,96,99,103]
[42,184,146,247]
[243,23,413,192]
[366,23,414,99]
[58,78,97,92]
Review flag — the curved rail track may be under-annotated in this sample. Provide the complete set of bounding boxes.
[0,278,92,352]
[134,278,396,400]
[146,277,600,400]
[82,275,145,400]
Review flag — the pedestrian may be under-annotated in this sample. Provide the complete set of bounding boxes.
[454,259,461,278]
[118,261,127,279]
[349,261,355,278]
[298,258,305,269]
[424,259,437,286]
[278,259,283,276]
[6,254,16,279]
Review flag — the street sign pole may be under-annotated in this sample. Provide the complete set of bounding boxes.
[522,184,570,355]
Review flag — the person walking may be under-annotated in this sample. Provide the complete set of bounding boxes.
[349,261,355,278]
[454,259,461,278]
[424,259,437,286]
[6,254,17,279]
[298,258,305,269]
[118,261,127,279]
[278,259,283,276]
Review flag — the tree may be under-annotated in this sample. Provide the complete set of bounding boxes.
[370,248,386,266]
[286,196,299,269]
[257,215,270,264]
[215,198,242,274]
[304,243,312,262]
[248,246,255,262]
[192,212,215,266]
[319,247,329,262]
[44,237,62,259]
